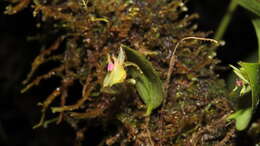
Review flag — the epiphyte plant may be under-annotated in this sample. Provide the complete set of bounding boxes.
[103,45,164,116]
[4,0,192,129]
[4,0,235,145]
[215,0,260,131]
[228,62,260,131]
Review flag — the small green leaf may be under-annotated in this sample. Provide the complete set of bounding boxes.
[228,62,260,130]
[235,0,260,16]
[123,45,164,116]
[228,108,253,131]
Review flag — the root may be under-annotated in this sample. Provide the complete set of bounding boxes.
[165,36,219,94]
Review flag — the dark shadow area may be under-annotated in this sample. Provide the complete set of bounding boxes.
[188,0,257,78]
[0,2,74,146]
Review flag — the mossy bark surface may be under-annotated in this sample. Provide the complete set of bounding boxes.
[5,0,235,145]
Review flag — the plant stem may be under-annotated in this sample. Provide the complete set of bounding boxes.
[214,0,238,40]
[251,17,260,63]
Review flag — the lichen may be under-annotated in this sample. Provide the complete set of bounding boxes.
[5,0,235,145]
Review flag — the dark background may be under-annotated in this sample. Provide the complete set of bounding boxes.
[0,1,74,146]
[0,0,257,145]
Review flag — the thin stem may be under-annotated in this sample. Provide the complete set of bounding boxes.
[165,37,218,93]
[252,17,260,63]
[214,0,238,40]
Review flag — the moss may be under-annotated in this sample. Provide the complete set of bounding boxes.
[6,0,235,145]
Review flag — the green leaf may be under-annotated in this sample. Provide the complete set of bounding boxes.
[235,0,260,16]
[228,108,253,131]
[251,16,260,62]
[123,45,164,116]
[240,62,260,109]
[228,62,260,130]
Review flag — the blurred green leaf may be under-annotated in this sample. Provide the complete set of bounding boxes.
[123,45,164,116]
[236,0,260,16]
[228,62,260,130]
[241,62,260,110]
[228,107,253,130]
[251,16,260,62]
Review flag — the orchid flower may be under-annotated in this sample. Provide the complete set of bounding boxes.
[230,64,251,95]
[103,46,143,88]
[103,47,127,88]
